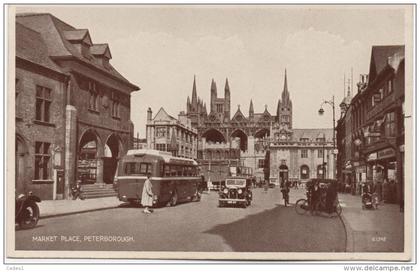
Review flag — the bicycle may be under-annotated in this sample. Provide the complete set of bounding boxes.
[295,197,342,217]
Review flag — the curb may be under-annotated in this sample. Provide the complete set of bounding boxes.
[40,205,119,219]
[339,211,355,252]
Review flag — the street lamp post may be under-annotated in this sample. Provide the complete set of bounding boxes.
[318,95,336,179]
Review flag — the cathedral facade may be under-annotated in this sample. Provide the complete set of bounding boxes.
[185,71,335,183]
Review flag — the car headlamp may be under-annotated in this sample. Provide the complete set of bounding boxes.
[238,189,243,194]
[223,188,228,194]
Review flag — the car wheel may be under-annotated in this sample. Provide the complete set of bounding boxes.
[295,199,308,215]
[19,202,40,229]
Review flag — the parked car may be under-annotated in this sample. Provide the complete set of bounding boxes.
[218,177,253,208]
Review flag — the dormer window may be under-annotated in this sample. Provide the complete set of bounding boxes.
[64,29,93,59]
[90,44,112,68]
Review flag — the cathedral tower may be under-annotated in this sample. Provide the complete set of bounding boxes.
[277,69,293,129]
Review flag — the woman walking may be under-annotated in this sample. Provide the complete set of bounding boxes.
[141,173,154,214]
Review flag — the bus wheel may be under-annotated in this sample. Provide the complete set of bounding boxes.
[192,188,201,202]
[169,191,178,206]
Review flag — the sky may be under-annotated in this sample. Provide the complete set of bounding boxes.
[15,5,409,137]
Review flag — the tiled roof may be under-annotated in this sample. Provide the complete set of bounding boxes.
[369,45,404,83]
[63,29,91,43]
[292,128,333,142]
[16,13,138,90]
[16,22,63,74]
[90,44,112,58]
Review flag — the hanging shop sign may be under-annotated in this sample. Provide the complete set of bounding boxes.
[377,148,395,160]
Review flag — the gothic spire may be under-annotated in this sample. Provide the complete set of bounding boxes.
[281,69,291,105]
[224,78,230,95]
[192,75,198,108]
[249,99,254,114]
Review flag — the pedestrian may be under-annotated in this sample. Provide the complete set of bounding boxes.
[326,181,338,215]
[389,179,397,204]
[310,180,321,214]
[280,180,290,207]
[382,178,389,203]
[141,173,154,214]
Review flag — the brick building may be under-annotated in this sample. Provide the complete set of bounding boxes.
[146,107,198,159]
[15,13,139,199]
[336,45,405,204]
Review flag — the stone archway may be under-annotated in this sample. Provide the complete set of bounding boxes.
[279,164,289,184]
[78,129,103,184]
[103,133,123,184]
[15,134,28,195]
[202,128,226,143]
[231,129,248,152]
[300,165,310,180]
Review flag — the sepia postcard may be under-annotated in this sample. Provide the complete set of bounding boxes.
[5,4,415,262]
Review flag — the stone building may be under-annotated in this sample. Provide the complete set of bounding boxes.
[146,107,198,159]
[185,71,334,182]
[15,13,139,199]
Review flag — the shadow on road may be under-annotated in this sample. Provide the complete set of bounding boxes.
[204,205,346,252]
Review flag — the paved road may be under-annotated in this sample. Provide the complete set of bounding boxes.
[15,187,346,252]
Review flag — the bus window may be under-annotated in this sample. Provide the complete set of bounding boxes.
[140,163,148,174]
[124,162,136,175]
[177,165,183,176]
[164,165,171,176]
[170,165,177,176]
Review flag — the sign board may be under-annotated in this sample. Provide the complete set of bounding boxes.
[367,152,378,161]
[377,148,395,160]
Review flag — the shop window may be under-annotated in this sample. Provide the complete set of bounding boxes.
[88,81,99,111]
[35,85,52,123]
[301,149,308,158]
[258,159,265,169]
[34,141,50,180]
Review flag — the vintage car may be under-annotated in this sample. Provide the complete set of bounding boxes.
[218,177,252,208]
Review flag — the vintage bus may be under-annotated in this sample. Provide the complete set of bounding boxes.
[114,149,202,207]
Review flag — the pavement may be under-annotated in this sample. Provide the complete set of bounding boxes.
[38,197,123,218]
[337,192,404,252]
[35,187,404,252]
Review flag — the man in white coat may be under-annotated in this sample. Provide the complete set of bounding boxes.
[142,173,154,214]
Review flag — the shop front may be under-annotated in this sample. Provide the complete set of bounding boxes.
[366,147,399,204]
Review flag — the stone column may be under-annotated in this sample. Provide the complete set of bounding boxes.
[96,158,104,184]
[64,105,77,199]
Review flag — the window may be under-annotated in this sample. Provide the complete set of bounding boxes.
[318,149,324,158]
[300,138,309,142]
[379,88,384,100]
[388,80,393,94]
[88,81,98,111]
[217,104,223,113]
[34,141,50,180]
[155,143,166,151]
[301,149,308,158]
[258,159,265,169]
[35,85,52,122]
[385,112,396,137]
[156,127,166,138]
[111,91,120,118]
[164,165,171,176]
[124,162,151,175]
